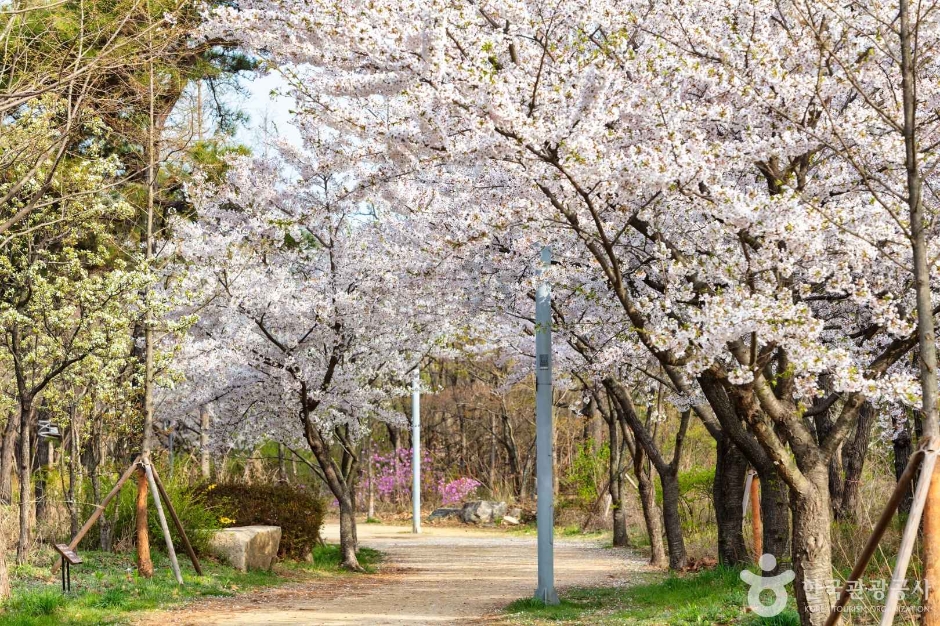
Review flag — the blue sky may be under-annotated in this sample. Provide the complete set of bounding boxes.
[234,71,302,149]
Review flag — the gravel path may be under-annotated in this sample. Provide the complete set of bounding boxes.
[137,522,645,626]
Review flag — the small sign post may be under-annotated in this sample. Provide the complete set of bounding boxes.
[54,544,82,593]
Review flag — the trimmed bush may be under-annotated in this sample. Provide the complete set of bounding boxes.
[192,482,326,559]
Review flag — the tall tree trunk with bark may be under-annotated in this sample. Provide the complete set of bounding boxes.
[713,436,749,566]
[16,398,33,564]
[607,379,688,570]
[837,401,875,520]
[658,468,685,569]
[894,420,914,515]
[634,445,667,567]
[302,388,362,571]
[199,405,211,480]
[608,409,628,547]
[0,415,18,505]
[33,428,49,527]
[791,469,835,625]
[277,444,287,483]
[758,468,790,566]
[0,505,10,599]
[67,411,81,538]
[367,442,375,519]
[489,412,497,493]
[897,0,940,619]
[698,372,791,563]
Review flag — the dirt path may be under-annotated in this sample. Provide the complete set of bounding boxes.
[139,523,645,626]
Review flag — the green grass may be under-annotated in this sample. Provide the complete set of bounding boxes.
[503,566,800,625]
[506,524,606,540]
[1,544,382,626]
[282,544,382,574]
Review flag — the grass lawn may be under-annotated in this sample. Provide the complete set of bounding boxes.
[1,544,381,626]
[503,566,801,625]
[506,523,607,541]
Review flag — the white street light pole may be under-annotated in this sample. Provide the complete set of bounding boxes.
[412,368,421,534]
[534,246,558,605]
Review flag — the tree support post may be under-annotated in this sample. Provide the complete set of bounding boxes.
[534,246,558,605]
[881,442,938,625]
[150,464,203,575]
[750,473,762,559]
[823,442,930,625]
[143,461,183,585]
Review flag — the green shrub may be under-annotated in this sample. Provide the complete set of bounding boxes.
[563,440,609,508]
[192,481,325,559]
[678,467,716,499]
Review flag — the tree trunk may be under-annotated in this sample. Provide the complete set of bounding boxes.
[582,396,605,452]
[387,423,403,506]
[659,468,687,570]
[609,413,628,547]
[759,468,790,566]
[792,469,834,626]
[837,401,875,520]
[277,443,287,483]
[0,506,9,599]
[714,436,748,566]
[897,0,940,618]
[0,415,18,505]
[199,405,211,480]
[367,443,375,519]
[501,411,523,499]
[68,413,81,539]
[16,399,33,564]
[33,425,49,527]
[338,494,358,567]
[634,447,667,567]
[489,412,497,493]
[95,431,113,551]
[893,422,914,515]
[135,468,153,578]
[458,404,467,474]
[303,396,362,571]
[90,463,110,551]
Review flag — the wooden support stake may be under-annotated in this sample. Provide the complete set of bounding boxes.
[53,458,140,574]
[750,474,762,560]
[150,464,203,575]
[881,444,939,625]
[824,446,928,626]
[143,461,183,585]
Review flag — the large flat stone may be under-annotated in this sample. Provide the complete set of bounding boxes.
[428,507,462,521]
[461,500,508,524]
[208,525,282,571]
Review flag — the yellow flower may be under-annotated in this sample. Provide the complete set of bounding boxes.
[219,516,236,525]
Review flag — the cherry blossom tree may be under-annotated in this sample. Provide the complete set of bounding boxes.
[204,1,940,621]
[166,133,452,569]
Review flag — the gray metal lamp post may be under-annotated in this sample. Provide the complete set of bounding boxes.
[534,246,559,605]
[412,368,421,534]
